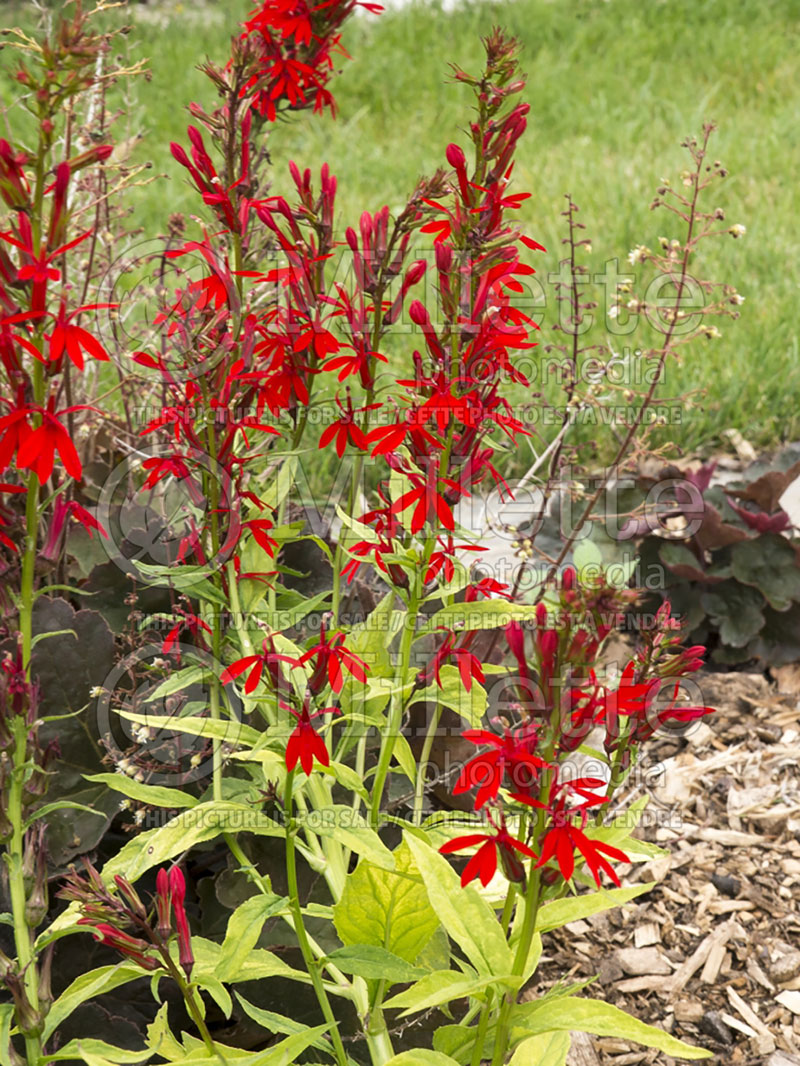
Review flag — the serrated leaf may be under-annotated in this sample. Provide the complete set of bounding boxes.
[333,841,439,963]
[43,1040,153,1064]
[94,803,283,885]
[192,936,311,987]
[0,1005,14,1066]
[24,798,107,830]
[731,533,800,610]
[147,1002,186,1060]
[422,600,550,635]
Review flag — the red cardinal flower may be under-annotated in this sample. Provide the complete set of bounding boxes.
[512,775,629,887]
[0,395,88,482]
[318,392,378,458]
[454,726,548,808]
[48,301,116,369]
[284,698,340,775]
[221,637,300,695]
[439,811,537,887]
[295,618,368,695]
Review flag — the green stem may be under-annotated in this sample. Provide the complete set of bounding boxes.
[7,721,42,1065]
[490,868,543,1066]
[370,591,418,826]
[469,989,493,1066]
[284,770,350,1066]
[412,698,442,824]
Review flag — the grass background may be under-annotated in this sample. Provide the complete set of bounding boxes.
[2,0,799,465]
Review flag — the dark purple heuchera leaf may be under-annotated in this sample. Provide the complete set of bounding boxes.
[730,533,800,611]
[725,498,790,534]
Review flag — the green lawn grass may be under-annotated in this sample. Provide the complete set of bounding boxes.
[2,0,799,467]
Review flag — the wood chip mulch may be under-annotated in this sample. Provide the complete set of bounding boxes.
[531,669,800,1066]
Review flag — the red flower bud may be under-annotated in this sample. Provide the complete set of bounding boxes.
[445,143,466,170]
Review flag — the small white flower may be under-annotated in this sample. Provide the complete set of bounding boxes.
[134,809,146,826]
[728,223,746,238]
[627,245,647,265]
[89,685,105,699]
[731,293,745,305]
[608,305,620,320]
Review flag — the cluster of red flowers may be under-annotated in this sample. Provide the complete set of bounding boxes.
[0,144,113,554]
[439,575,713,890]
[61,861,195,979]
[240,0,382,121]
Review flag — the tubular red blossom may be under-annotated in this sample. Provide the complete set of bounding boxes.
[439,812,537,888]
[295,619,368,695]
[155,868,171,941]
[168,867,194,979]
[454,727,548,808]
[284,699,339,775]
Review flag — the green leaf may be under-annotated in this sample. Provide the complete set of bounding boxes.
[44,964,144,1041]
[31,628,77,648]
[383,970,521,1015]
[83,774,198,809]
[512,997,711,1059]
[147,1003,186,1060]
[24,798,107,830]
[144,665,208,702]
[98,803,283,884]
[245,1025,330,1066]
[258,589,332,631]
[43,1040,153,1064]
[384,1053,461,1066]
[405,834,513,977]
[324,945,426,984]
[421,600,551,635]
[235,995,332,1051]
[318,760,370,801]
[572,539,603,574]
[536,884,654,933]
[192,936,317,989]
[333,841,440,963]
[390,731,418,784]
[118,711,262,748]
[731,533,800,610]
[418,665,487,728]
[509,1031,570,1066]
[218,894,289,982]
[261,454,298,513]
[0,1005,14,1066]
[307,805,396,870]
[193,969,232,1019]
